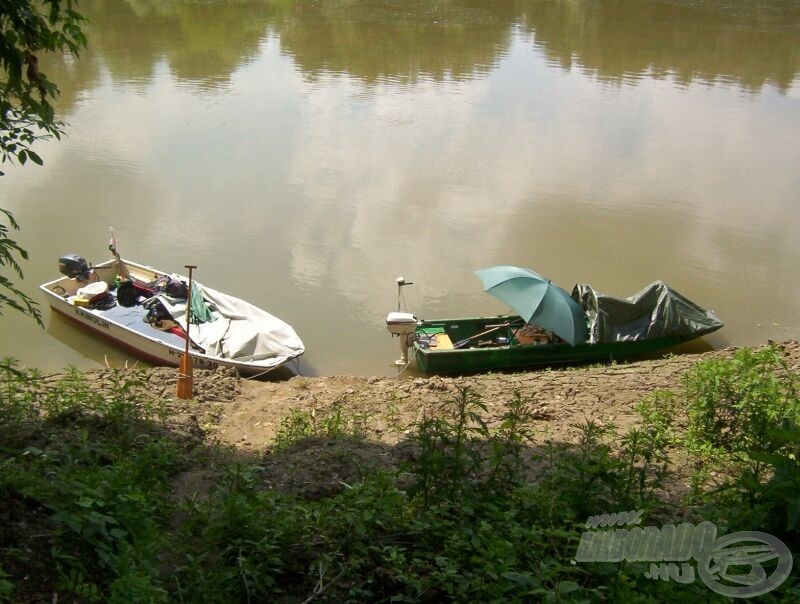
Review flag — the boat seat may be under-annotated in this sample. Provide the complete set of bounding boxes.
[431,333,454,350]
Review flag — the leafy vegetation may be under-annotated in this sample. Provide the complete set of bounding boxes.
[1,346,798,602]
[0,209,41,325]
[1,0,87,173]
[1,1,88,322]
[683,346,800,536]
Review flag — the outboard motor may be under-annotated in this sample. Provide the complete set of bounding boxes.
[58,253,92,281]
[387,311,418,365]
[386,276,418,365]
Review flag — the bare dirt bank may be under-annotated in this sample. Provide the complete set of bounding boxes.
[44,340,800,500]
[76,340,800,450]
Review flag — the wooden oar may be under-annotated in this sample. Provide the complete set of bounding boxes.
[454,322,512,349]
[177,264,197,400]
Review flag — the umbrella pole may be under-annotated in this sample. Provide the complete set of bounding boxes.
[177,264,197,400]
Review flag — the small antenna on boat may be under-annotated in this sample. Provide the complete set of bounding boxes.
[109,226,120,261]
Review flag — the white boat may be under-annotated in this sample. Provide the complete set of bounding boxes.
[40,252,305,377]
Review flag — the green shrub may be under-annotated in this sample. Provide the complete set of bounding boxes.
[685,345,799,460]
[0,364,183,601]
[684,345,800,535]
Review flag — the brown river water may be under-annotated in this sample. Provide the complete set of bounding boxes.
[1,0,798,377]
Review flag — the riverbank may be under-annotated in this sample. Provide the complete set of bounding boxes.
[155,339,800,439]
[72,340,800,498]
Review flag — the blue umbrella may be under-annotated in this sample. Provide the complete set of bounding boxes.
[474,265,588,346]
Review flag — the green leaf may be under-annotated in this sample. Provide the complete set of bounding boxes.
[557,580,580,594]
[503,571,534,587]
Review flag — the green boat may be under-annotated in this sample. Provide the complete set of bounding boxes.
[386,268,723,375]
[408,315,713,374]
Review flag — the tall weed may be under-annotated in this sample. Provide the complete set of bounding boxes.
[617,391,677,509]
[407,385,489,505]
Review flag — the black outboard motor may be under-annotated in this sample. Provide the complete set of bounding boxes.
[58,254,91,281]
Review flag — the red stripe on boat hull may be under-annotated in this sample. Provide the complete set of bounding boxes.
[51,305,178,367]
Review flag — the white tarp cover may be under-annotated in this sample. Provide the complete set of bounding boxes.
[155,282,305,367]
[571,281,723,345]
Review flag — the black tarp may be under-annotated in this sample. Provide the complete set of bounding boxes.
[571,281,723,344]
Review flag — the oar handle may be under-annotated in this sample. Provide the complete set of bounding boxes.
[183,265,197,356]
[455,323,511,348]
